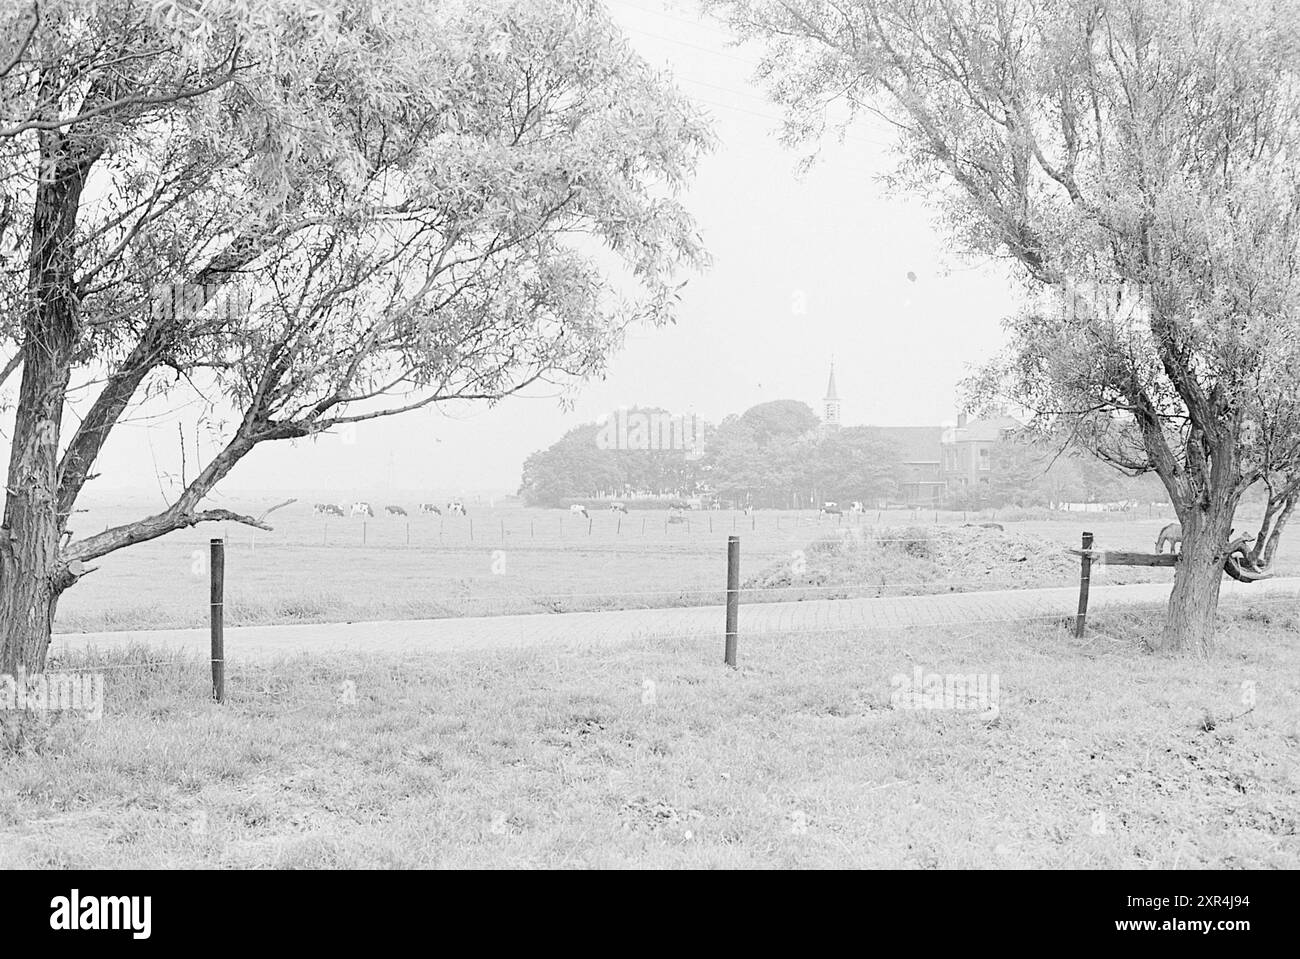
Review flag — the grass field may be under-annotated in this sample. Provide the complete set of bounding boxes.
[5,603,1298,867]
[52,497,1300,634]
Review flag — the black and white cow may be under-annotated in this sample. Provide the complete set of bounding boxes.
[609,503,628,514]
[819,502,842,516]
[418,503,441,515]
[385,505,407,516]
[570,504,589,519]
[316,503,344,517]
[350,501,374,518]
[446,501,467,516]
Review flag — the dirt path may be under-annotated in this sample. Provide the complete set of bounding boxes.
[48,577,1300,661]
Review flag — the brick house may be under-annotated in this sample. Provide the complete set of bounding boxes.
[939,412,1023,495]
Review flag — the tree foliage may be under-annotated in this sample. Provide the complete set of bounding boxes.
[0,0,712,669]
[709,0,1300,650]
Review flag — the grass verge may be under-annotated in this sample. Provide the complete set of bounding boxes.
[4,605,1298,868]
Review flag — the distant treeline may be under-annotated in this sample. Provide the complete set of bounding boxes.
[518,399,1167,509]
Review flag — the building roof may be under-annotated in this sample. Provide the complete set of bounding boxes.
[947,414,1022,444]
[824,363,839,401]
[860,426,943,463]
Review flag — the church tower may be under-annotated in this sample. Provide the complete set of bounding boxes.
[823,361,841,428]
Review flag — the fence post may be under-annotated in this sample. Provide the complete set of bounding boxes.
[362,521,367,545]
[209,537,225,703]
[1075,531,1094,637]
[724,535,740,667]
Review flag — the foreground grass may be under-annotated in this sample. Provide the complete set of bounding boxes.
[3,605,1299,868]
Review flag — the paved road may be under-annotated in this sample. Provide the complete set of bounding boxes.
[48,577,1300,662]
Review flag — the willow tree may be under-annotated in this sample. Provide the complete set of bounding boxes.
[0,0,711,671]
[710,0,1300,652]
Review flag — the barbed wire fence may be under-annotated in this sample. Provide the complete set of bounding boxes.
[40,529,1300,701]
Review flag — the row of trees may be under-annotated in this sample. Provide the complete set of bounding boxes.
[520,399,900,506]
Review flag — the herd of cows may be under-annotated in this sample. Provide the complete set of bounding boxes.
[561,500,869,518]
[309,499,876,521]
[312,500,468,518]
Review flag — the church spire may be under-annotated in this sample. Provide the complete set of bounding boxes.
[823,360,841,428]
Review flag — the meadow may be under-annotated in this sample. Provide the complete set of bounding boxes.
[4,604,1297,868]
[52,496,1300,634]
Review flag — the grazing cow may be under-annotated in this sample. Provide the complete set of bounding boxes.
[570,504,589,519]
[418,503,441,515]
[610,503,628,514]
[819,502,842,516]
[1155,522,1182,554]
[313,503,330,515]
[849,501,865,514]
[385,505,407,517]
[317,503,344,517]
[446,501,467,516]
[350,501,374,518]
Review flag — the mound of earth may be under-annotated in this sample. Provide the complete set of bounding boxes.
[745,524,1162,597]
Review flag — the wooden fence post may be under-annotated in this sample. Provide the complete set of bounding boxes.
[209,537,225,703]
[1075,531,1094,637]
[724,535,740,667]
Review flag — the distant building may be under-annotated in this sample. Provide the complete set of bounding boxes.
[876,426,946,506]
[940,412,1023,493]
[809,366,1020,505]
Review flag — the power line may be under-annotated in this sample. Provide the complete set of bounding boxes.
[676,74,899,142]
[605,0,735,39]
[622,22,765,68]
[686,93,895,150]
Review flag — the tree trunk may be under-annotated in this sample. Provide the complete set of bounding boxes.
[0,108,89,673]
[1156,499,1236,655]
[0,347,76,673]
[0,556,66,675]
[0,330,77,674]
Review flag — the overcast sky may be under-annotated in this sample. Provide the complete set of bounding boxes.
[7,0,1024,500]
